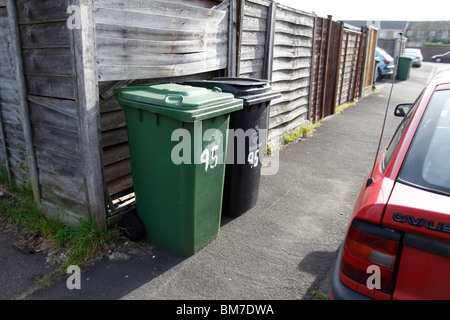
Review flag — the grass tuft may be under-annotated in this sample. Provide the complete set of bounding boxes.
[0,170,119,274]
[284,122,321,144]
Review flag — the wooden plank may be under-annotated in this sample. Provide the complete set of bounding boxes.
[29,100,78,132]
[94,7,225,31]
[95,23,211,42]
[20,23,71,48]
[104,159,132,183]
[272,57,311,72]
[242,15,267,32]
[39,169,89,215]
[244,0,269,19]
[275,8,314,27]
[16,0,70,24]
[94,0,227,19]
[100,110,126,132]
[275,20,314,38]
[238,58,264,75]
[272,68,310,82]
[98,55,228,81]
[25,75,76,100]
[97,45,228,66]
[102,142,130,166]
[274,33,313,47]
[22,48,73,77]
[269,104,308,129]
[272,46,312,59]
[96,37,226,55]
[163,0,220,9]
[106,173,134,199]
[241,30,266,46]
[100,94,122,113]
[101,127,128,148]
[27,95,77,119]
[270,86,309,103]
[239,45,266,60]
[32,123,80,156]
[270,96,309,116]
[34,147,83,181]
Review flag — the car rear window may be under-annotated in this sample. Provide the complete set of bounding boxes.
[398,89,450,195]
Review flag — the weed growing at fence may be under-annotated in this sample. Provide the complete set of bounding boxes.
[284,122,320,144]
[334,101,356,115]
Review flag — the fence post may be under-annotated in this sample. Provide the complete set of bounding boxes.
[263,0,276,81]
[321,15,333,120]
[332,22,344,113]
[227,0,239,77]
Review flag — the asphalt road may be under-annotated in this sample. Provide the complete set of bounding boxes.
[2,62,448,303]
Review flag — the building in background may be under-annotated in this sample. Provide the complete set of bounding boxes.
[344,20,450,61]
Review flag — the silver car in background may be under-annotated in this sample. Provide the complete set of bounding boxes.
[404,48,423,67]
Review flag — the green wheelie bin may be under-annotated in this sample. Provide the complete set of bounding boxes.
[397,56,413,80]
[114,83,243,256]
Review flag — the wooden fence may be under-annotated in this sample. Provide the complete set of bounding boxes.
[309,19,378,123]
[236,1,377,149]
[0,0,378,228]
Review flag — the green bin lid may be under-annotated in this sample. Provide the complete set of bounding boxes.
[114,83,243,122]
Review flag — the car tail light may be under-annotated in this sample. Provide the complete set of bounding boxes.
[383,59,390,64]
[340,219,402,299]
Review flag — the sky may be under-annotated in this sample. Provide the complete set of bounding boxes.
[276,0,449,21]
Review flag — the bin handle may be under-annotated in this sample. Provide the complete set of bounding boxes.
[165,94,184,105]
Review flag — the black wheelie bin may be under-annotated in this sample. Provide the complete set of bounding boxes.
[184,77,281,218]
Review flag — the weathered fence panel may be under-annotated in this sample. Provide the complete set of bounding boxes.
[94,0,229,81]
[0,0,40,199]
[335,26,366,107]
[0,10,25,185]
[237,0,272,79]
[362,26,378,96]
[309,16,343,122]
[14,0,89,219]
[266,4,314,149]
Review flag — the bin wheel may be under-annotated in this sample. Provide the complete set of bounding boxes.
[120,213,144,242]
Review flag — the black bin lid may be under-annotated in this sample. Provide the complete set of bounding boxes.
[183,77,281,106]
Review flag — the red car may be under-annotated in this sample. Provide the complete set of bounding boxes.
[431,51,450,63]
[331,69,450,300]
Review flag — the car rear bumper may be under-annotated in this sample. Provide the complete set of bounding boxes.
[382,65,395,74]
[330,245,373,300]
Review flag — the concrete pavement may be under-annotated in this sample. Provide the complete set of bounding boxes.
[1,62,448,302]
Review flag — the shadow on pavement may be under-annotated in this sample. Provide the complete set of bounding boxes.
[297,249,340,300]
